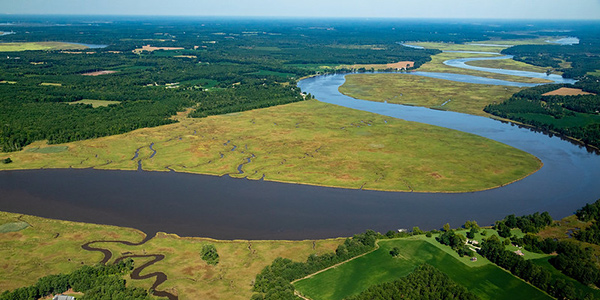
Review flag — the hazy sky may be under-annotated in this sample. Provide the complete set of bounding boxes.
[2,0,600,19]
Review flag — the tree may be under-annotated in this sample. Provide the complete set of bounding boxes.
[201,244,219,265]
[1,158,11,164]
[412,226,424,235]
[389,247,400,257]
[443,223,451,232]
[466,227,478,239]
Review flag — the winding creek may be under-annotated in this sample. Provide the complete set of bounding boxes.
[1,54,600,240]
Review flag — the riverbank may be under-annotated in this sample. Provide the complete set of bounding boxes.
[0,100,540,193]
[0,211,343,300]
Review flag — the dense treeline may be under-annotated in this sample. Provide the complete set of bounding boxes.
[574,199,600,245]
[484,78,600,148]
[513,232,600,290]
[346,264,479,300]
[478,235,591,300]
[0,259,149,300]
[502,30,600,79]
[251,230,380,300]
[436,230,474,257]
[189,80,304,118]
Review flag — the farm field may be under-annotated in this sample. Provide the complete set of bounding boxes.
[0,42,89,51]
[339,73,522,116]
[294,235,553,300]
[0,100,541,193]
[0,211,343,299]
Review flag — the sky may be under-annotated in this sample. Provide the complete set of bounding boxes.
[2,0,600,20]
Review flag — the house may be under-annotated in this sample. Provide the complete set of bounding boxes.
[514,250,524,256]
[53,295,75,300]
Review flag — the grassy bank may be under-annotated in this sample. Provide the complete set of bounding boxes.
[0,211,343,299]
[0,100,541,193]
[339,73,522,116]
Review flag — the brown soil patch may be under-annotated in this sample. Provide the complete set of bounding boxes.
[542,87,595,96]
[430,172,443,179]
[133,45,185,53]
[346,61,414,70]
[81,70,118,76]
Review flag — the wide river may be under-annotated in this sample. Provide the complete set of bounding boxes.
[1,56,599,240]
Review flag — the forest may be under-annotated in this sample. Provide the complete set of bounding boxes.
[484,77,600,148]
[0,17,446,152]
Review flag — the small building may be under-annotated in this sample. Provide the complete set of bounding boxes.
[514,250,524,256]
[53,295,75,300]
[470,257,478,262]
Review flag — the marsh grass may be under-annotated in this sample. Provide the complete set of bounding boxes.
[0,100,541,193]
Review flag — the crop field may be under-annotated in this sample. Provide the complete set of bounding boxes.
[0,211,343,300]
[294,235,553,300]
[340,73,522,116]
[0,42,89,52]
[0,100,541,193]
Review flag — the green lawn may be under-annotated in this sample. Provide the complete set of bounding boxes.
[294,237,552,300]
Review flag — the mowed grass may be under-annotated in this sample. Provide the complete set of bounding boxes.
[68,99,121,108]
[340,73,522,116]
[294,236,552,300]
[0,211,343,300]
[0,42,88,52]
[0,100,541,193]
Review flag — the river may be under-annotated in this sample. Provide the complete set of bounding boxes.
[0,54,598,240]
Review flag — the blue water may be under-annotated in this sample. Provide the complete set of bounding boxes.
[443,55,576,85]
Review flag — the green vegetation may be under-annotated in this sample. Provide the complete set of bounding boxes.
[0,42,88,52]
[68,99,121,108]
[0,259,150,300]
[252,230,379,300]
[0,100,541,193]
[484,78,600,148]
[464,59,554,74]
[0,222,29,233]
[0,211,342,300]
[347,264,478,300]
[413,50,551,84]
[294,237,551,300]
[24,146,68,154]
[340,73,522,116]
[200,244,219,265]
[0,211,143,292]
